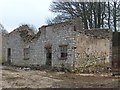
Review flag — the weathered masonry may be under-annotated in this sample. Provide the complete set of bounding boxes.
[112,32,120,70]
[4,18,112,72]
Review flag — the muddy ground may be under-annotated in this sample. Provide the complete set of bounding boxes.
[1,66,120,88]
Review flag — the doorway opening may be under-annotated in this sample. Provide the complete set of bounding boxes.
[45,46,52,66]
[7,48,11,64]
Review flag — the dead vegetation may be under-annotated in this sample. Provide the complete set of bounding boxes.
[1,66,120,88]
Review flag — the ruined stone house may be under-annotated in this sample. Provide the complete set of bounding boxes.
[3,18,112,72]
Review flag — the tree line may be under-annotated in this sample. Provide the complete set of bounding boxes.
[47,0,120,32]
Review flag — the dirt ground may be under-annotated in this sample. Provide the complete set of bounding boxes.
[1,66,120,88]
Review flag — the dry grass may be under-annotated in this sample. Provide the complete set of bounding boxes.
[2,66,120,88]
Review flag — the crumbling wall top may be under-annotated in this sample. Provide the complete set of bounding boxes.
[8,25,35,43]
[80,28,112,39]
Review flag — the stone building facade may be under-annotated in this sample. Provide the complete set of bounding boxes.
[0,25,8,64]
[4,18,112,72]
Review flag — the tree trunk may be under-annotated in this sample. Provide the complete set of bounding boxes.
[89,2,93,29]
[108,2,111,29]
[82,2,88,29]
[102,2,105,28]
[113,2,117,32]
[93,3,97,28]
[98,2,101,28]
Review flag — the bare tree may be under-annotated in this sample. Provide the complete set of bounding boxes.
[48,0,120,31]
[0,24,8,34]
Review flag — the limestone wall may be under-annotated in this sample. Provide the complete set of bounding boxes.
[112,32,120,68]
[7,32,24,66]
[6,25,35,66]
[0,31,2,63]
[5,18,83,68]
[0,31,7,64]
[2,34,7,63]
[5,18,112,72]
[74,30,112,72]
[29,23,76,69]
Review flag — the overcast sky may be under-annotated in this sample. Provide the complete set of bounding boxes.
[0,0,54,32]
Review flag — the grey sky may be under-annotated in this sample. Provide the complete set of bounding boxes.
[0,0,54,32]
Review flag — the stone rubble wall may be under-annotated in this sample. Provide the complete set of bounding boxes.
[0,31,2,63]
[112,32,120,68]
[1,32,7,64]
[7,32,25,66]
[5,18,112,72]
[74,30,112,73]
[83,29,112,39]
[6,25,35,66]
[29,23,76,70]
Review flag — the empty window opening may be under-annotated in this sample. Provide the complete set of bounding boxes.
[24,48,29,60]
[59,45,68,60]
[74,26,76,31]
